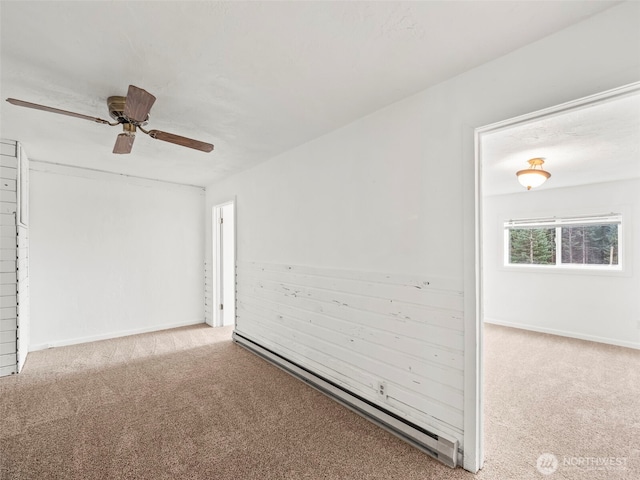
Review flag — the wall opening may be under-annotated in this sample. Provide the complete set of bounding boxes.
[475,81,640,472]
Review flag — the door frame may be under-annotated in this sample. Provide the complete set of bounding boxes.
[471,81,640,473]
[212,199,236,328]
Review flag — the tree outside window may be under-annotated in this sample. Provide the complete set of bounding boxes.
[509,228,555,265]
[561,224,618,265]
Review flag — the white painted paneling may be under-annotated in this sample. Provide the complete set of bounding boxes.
[0,226,16,238]
[0,330,16,343]
[1,157,18,169]
[29,164,206,349]
[0,307,16,320]
[0,285,16,296]
[0,341,16,355]
[0,353,17,367]
[1,214,15,226]
[0,366,16,376]
[1,296,17,308]
[204,261,213,326]
[1,179,16,192]
[1,168,17,181]
[1,204,15,215]
[0,273,16,284]
[236,261,465,440]
[0,140,19,376]
[0,191,16,203]
[0,261,14,273]
[0,142,17,158]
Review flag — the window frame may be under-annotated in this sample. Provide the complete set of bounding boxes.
[503,213,623,271]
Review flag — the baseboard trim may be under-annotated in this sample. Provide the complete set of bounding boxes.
[484,318,639,350]
[29,319,206,351]
[233,331,459,468]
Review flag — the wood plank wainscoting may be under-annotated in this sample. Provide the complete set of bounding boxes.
[0,139,29,377]
[204,260,213,325]
[233,261,464,467]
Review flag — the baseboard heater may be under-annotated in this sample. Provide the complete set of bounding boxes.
[233,331,459,468]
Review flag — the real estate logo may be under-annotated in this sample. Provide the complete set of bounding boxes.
[536,453,559,475]
[536,453,628,475]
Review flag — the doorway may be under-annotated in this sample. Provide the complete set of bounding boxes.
[213,200,236,327]
[475,82,640,474]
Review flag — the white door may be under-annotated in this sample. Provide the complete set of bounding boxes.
[215,202,235,327]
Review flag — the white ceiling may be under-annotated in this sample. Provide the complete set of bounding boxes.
[0,1,622,187]
[481,90,640,196]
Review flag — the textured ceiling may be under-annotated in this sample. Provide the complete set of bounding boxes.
[482,90,640,196]
[0,1,621,187]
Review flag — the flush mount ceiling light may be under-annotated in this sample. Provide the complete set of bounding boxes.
[516,157,551,190]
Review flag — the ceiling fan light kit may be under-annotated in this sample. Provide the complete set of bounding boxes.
[6,85,213,155]
[516,157,551,190]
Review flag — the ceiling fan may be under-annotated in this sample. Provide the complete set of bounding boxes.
[6,85,214,154]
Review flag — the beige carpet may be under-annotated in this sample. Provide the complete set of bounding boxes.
[0,323,637,479]
[479,323,639,480]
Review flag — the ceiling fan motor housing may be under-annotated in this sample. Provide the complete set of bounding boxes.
[108,95,148,125]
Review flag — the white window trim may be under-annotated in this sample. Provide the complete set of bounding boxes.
[504,213,623,271]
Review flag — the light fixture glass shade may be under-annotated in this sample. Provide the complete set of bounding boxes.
[516,158,550,190]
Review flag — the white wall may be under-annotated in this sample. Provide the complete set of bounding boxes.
[204,2,640,471]
[483,179,639,349]
[29,163,205,349]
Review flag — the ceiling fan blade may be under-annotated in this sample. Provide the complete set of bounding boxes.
[113,133,135,154]
[123,85,156,123]
[6,98,114,124]
[147,130,214,153]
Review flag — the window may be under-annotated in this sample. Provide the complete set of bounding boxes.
[504,214,621,269]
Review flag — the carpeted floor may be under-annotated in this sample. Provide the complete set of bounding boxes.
[0,323,637,479]
[480,324,639,480]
